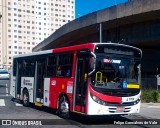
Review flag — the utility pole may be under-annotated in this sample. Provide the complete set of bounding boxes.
[99,23,102,43]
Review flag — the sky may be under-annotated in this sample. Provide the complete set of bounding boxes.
[75,0,128,18]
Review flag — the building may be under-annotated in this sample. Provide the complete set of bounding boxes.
[0,0,75,70]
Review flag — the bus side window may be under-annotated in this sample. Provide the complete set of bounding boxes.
[57,66,62,76]
[66,69,71,77]
[46,55,57,77]
[22,60,28,76]
[56,53,73,78]
[22,58,35,77]
[13,59,17,76]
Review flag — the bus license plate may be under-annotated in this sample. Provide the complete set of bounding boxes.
[116,107,124,112]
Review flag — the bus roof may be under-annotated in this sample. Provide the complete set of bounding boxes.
[13,43,142,58]
[13,49,52,58]
[53,43,142,54]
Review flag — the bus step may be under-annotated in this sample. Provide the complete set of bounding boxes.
[35,102,43,107]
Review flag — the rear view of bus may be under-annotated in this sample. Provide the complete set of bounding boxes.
[87,43,142,115]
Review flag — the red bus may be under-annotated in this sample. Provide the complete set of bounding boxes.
[10,43,142,118]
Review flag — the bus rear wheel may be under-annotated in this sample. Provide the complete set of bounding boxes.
[23,90,29,107]
[58,97,70,119]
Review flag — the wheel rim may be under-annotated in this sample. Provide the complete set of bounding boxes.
[23,93,28,104]
[60,100,69,113]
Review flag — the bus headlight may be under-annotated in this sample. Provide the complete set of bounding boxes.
[90,93,106,105]
[134,98,140,105]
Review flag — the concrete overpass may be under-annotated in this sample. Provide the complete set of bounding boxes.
[33,0,160,89]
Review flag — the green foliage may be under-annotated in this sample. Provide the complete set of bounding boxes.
[153,91,160,102]
[141,90,160,103]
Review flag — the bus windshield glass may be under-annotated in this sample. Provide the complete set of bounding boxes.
[91,45,141,89]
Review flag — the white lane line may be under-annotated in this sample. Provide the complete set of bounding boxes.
[0,95,10,97]
[6,83,9,96]
[148,106,160,108]
[0,99,5,106]
[15,103,23,106]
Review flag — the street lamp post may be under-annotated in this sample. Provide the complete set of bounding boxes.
[99,23,102,43]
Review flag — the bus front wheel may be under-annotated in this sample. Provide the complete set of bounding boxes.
[58,97,70,119]
[22,90,29,107]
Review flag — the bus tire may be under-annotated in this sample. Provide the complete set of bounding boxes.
[22,89,29,107]
[58,96,70,119]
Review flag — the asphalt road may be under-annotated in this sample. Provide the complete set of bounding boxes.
[0,79,160,128]
[0,80,10,96]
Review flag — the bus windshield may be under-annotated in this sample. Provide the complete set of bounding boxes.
[90,55,141,89]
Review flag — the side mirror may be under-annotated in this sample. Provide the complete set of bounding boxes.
[88,52,96,76]
[90,57,96,69]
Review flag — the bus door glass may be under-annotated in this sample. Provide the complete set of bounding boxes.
[35,59,46,103]
[74,50,90,113]
[16,60,22,98]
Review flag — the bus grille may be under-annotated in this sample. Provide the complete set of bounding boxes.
[106,100,139,106]
[109,107,131,113]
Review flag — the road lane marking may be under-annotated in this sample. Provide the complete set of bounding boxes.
[15,103,23,106]
[148,106,160,108]
[0,99,5,106]
[6,83,9,96]
[0,95,10,97]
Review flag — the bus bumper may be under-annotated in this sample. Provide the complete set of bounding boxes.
[87,95,141,115]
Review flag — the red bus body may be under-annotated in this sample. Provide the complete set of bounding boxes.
[11,43,142,116]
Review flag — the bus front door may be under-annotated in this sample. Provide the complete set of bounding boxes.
[35,59,45,104]
[74,51,89,114]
